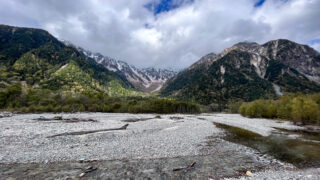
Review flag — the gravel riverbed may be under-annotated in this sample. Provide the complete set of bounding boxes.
[0,112,319,179]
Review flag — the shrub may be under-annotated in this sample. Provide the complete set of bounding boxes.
[45,105,54,112]
[229,100,243,113]
[292,97,319,125]
[240,93,320,125]
[62,105,72,112]
[0,83,22,108]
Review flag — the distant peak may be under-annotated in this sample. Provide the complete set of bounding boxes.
[233,41,259,47]
[202,52,217,59]
[274,39,293,42]
[205,52,217,56]
[263,39,297,46]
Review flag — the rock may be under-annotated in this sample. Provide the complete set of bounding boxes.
[79,173,86,177]
[79,158,85,163]
[246,170,254,177]
[85,166,93,172]
[53,116,63,120]
[85,166,97,173]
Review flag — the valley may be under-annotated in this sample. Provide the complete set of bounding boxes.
[0,24,319,179]
[1,25,320,105]
[1,0,320,178]
[64,41,178,93]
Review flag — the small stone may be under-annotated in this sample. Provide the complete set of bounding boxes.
[85,166,93,172]
[246,171,254,177]
[79,173,86,177]
[85,166,97,173]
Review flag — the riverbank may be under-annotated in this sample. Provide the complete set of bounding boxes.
[0,113,319,179]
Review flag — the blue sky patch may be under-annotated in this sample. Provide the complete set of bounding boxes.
[145,0,194,15]
[309,38,320,45]
[254,0,266,7]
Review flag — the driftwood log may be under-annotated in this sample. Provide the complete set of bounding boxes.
[173,162,196,172]
[122,118,153,123]
[34,116,98,123]
[47,124,129,138]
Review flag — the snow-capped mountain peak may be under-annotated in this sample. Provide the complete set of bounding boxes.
[62,41,178,92]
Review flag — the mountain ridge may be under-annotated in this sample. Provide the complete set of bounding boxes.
[0,24,141,96]
[62,40,178,92]
[162,39,320,105]
[1,24,319,104]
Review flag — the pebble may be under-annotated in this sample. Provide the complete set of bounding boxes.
[1,113,319,180]
[79,173,86,177]
[0,113,217,163]
[246,171,253,177]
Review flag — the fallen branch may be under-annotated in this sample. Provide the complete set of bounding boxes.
[79,166,98,177]
[0,113,12,118]
[170,116,184,120]
[47,124,129,138]
[173,162,196,172]
[122,118,153,123]
[34,116,98,123]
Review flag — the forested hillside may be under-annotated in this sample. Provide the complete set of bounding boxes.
[0,25,140,96]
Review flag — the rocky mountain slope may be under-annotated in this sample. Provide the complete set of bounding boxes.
[63,41,177,93]
[0,25,141,96]
[162,39,320,104]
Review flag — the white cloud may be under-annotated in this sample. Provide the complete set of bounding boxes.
[0,0,319,68]
[131,28,162,49]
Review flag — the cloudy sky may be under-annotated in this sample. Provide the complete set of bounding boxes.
[0,0,319,69]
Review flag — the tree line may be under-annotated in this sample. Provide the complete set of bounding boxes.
[238,93,320,125]
[0,84,200,114]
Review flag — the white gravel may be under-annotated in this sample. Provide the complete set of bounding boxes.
[0,113,309,163]
[200,113,305,136]
[0,113,221,163]
[1,112,319,179]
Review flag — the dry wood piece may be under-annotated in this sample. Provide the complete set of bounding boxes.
[173,162,196,172]
[170,116,184,120]
[84,166,97,173]
[34,116,98,123]
[122,118,153,123]
[47,124,129,138]
[78,166,98,177]
[0,113,12,118]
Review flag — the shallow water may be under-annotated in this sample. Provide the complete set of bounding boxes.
[275,127,320,142]
[214,123,320,168]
